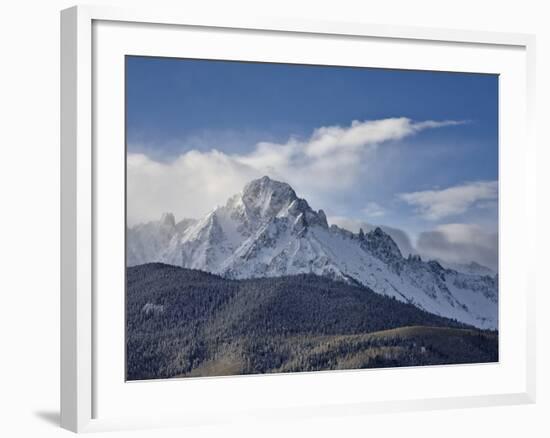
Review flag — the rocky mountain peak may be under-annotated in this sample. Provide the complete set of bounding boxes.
[353,226,405,269]
[241,176,298,217]
[160,212,176,227]
[364,227,403,259]
[237,176,329,229]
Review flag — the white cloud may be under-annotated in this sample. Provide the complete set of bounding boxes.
[398,180,498,220]
[362,202,386,218]
[416,223,498,271]
[127,151,258,226]
[127,117,464,225]
[304,118,465,158]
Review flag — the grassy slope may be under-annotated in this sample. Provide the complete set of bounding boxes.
[181,326,498,377]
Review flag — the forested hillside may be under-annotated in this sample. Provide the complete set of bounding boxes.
[127,263,498,380]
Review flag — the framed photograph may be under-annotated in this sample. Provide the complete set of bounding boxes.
[61,5,536,433]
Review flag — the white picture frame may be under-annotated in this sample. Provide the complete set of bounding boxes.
[60,4,536,433]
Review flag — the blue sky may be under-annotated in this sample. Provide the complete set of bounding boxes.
[126,56,499,269]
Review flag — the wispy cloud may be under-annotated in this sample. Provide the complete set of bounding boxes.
[127,117,465,225]
[301,118,466,158]
[362,202,387,218]
[416,223,498,271]
[398,181,498,220]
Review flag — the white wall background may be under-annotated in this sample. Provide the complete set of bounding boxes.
[0,1,547,437]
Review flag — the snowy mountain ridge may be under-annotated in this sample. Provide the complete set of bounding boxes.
[437,260,497,277]
[127,176,498,329]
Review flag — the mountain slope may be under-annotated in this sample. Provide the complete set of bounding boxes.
[126,263,497,380]
[438,260,497,277]
[127,213,196,266]
[127,176,498,329]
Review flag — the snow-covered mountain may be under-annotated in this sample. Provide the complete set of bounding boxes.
[127,176,498,329]
[437,260,497,277]
[127,213,197,266]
